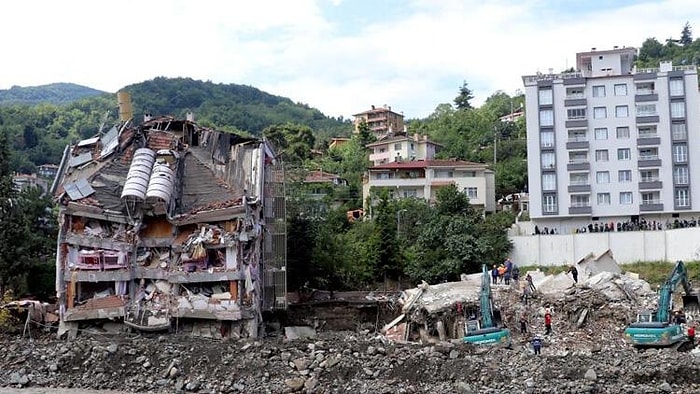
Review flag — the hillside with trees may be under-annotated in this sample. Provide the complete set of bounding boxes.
[0,83,107,106]
[637,22,700,68]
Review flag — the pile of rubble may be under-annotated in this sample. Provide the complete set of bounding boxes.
[3,254,700,393]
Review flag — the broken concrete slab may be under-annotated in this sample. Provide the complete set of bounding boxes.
[285,326,317,340]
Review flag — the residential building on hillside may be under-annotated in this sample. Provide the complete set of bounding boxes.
[366,133,442,166]
[52,108,286,339]
[328,137,350,149]
[300,170,349,214]
[13,173,48,194]
[523,46,700,233]
[38,163,59,179]
[353,105,404,137]
[362,159,496,213]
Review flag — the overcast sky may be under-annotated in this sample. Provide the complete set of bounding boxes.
[2,0,698,119]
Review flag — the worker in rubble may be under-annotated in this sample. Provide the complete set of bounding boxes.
[520,314,528,334]
[544,310,552,335]
[497,264,507,284]
[531,335,542,355]
[566,265,579,284]
[526,273,536,292]
[689,325,696,347]
[491,265,499,285]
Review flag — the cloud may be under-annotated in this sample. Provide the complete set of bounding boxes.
[2,0,699,122]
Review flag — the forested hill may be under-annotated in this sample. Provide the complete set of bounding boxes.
[0,83,107,105]
[123,77,349,136]
[0,77,350,173]
[637,23,700,68]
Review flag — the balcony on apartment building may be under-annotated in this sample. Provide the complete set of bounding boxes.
[569,200,592,215]
[369,150,392,163]
[638,154,661,168]
[564,91,587,107]
[568,180,591,193]
[566,135,589,150]
[637,129,660,146]
[639,176,662,190]
[640,199,664,212]
[370,171,427,188]
[522,71,584,86]
[565,111,588,128]
[636,107,659,124]
[567,158,590,171]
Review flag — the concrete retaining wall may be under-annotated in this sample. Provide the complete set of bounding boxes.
[509,226,700,266]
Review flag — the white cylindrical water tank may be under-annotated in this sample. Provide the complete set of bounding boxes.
[146,163,175,204]
[121,148,156,201]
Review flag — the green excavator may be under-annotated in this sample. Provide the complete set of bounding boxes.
[463,264,512,347]
[624,260,700,348]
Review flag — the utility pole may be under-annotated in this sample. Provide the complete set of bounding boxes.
[493,126,498,166]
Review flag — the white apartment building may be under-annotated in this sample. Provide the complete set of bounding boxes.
[523,47,700,231]
[366,133,442,166]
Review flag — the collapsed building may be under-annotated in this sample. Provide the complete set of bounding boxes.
[51,94,286,338]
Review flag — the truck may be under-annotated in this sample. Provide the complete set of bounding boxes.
[463,264,512,347]
[624,260,700,348]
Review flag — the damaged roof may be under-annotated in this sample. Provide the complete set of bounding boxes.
[54,115,264,221]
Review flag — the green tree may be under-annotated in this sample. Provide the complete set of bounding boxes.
[681,22,693,46]
[263,123,316,164]
[454,81,474,111]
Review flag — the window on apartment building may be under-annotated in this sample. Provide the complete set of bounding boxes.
[636,103,657,116]
[540,109,554,126]
[619,192,633,205]
[540,130,554,148]
[539,88,553,105]
[596,171,610,184]
[379,148,386,153]
[378,172,391,180]
[566,87,584,99]
[674,166,689,185]
[595,150,609,162]
[569,173,588,186]
[617,148,631,160]
[640,169,658,182]
[394,143,402,150]
[672,123,688,140]
[568,129,587,141]
[597,193,611,205]
[671,101,686,118]
[403,189,418,198]
[542,173,556,190]
[569,151,587,163]
[543,194,557,213]
[592,85,606,97]
[670,78,685,96]
[616,127,630,139]
[594,128,608,140]
[465,187,478,199]
[541,152,555,169]
[571,194,590,207]
[641,192,658,205]
[673,144,688,163]
[614,84,627,96]
[615,105,629,118]
[635,81,655,94]
[676,188,690,207]
[618,170,632,182]
[567,108,586,120]
[593,107,607,119]
[434,170,454,178]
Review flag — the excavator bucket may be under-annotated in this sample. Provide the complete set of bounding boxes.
[682,295,700,315]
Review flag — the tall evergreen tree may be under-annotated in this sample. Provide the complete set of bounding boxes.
[454,81,474,111]
[681,22,693,46]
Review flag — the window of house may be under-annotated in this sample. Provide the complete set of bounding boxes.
[539,89,553,105]
[379,148,386,153]
[674,166,689,185]
[676,188,690,207]
[616,127,630,139]
[614,84,627,96]
[434,170,454,178]
[592,85,606,97]
[466,187,478,199]
[636,103,657,116]
[569,173,588,185]
[566,108,586,120]
[394,143,402,150]
[597,193,611,205]
[594,128,608,140]
[541,152,555,169]
[540,109,554,126]
[571,194,589,207]
[378,172,391,180]
[596,171,610,184]
[670,78,685,96]
[593,107,607,119]
[595,150,609,162]
[403,189,417,198]
[543,194,557,213]
[620,192,633,205]
[618,170,632,182]
[617,148,631,160]
[542,173,556,190]
[673,144,688,163]
[540,130,554,148]
[615,105,629,118]
[671,101,685,118]
[672,123,687,140]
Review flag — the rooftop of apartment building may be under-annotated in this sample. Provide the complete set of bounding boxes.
[353,104,404,117]
[368,159,490,170]
[366,132,443,148]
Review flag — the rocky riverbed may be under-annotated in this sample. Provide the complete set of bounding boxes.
[0,328,700,394]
